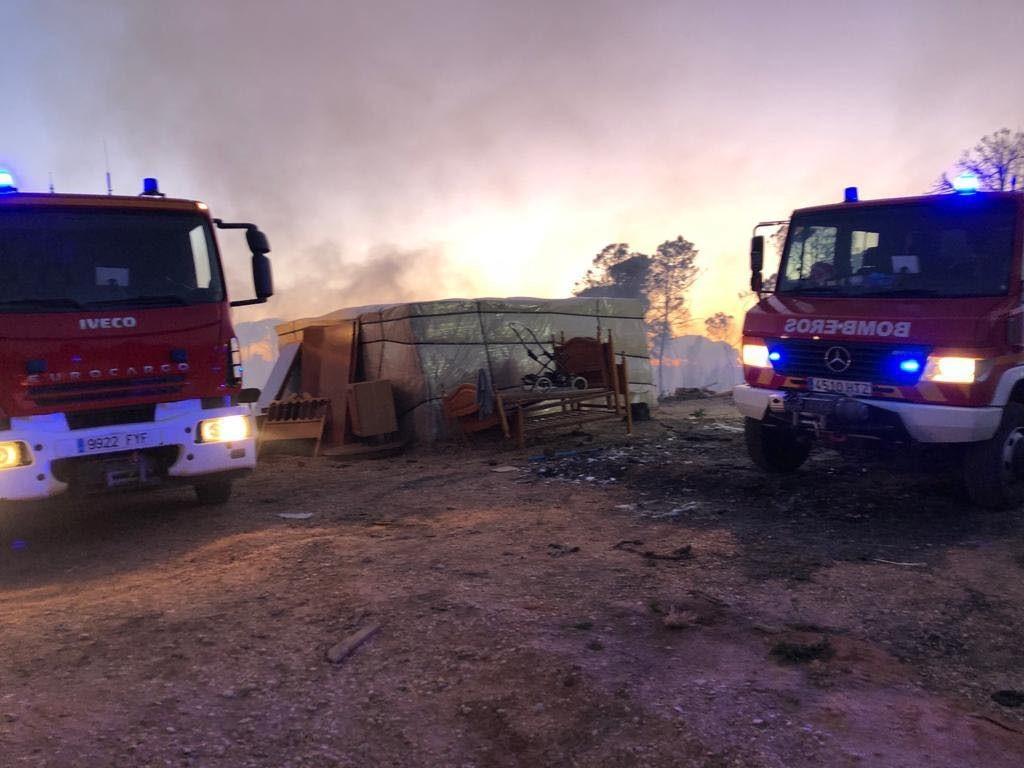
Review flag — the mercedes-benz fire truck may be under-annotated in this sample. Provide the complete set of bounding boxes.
[0,170,272,505]
[736,176,1024,508]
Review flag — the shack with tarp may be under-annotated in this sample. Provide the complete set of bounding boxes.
[261,297,655,445]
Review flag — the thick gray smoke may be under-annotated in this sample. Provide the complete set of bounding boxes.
[6,0,667,320]
[273,240,474,321]
[4,0,1023,324]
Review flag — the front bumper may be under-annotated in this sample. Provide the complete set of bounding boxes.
[733,384,1002,444]
[0,400,256,502]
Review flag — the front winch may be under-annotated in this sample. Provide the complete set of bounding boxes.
[777,390,900,438]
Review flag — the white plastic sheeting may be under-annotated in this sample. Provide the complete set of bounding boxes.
[275,297,654,442]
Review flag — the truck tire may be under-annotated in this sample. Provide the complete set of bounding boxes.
[963,403,1024,509]
[744,417,810,473]
[194,480,233,506]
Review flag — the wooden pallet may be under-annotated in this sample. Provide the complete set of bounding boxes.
[256,395,331,457]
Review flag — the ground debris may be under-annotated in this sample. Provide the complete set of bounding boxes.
[662,607,699,629]
[612,539,692,562]
[872,558,926,567]
[969,712,1024,735]
[992,690,1024,708]
[326,623,381,665]
[770,636,835,664]
[548,543,580,557]
[645,546,692,561]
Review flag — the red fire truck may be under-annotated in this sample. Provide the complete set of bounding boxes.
[737,176,1024,507]
[0,170,272,505]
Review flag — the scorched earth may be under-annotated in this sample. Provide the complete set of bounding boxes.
[1,398,1023,768]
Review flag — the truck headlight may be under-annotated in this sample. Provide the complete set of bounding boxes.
[922,356,979,383]
[0,441,31,470]
[197,415,252,443]
[742,343,771,368]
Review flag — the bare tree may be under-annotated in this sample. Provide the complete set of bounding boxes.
[704,311,733,342]
[770,223,788,261]
[573,243,652,311]
[646,236,699,394]
[935,128,1024,192]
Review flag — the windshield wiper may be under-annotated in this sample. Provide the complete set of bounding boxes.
[85,294,192,308]
[781,285,844,295]
[0,298,86,310]
[856,289,941,297]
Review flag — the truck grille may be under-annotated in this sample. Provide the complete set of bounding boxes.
[768,339,929,385]
[27,375,186,407]
[65,404,157,431]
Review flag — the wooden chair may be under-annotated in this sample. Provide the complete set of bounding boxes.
[442,383,502,442]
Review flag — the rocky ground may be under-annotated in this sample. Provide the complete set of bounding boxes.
[1,398,1023,767]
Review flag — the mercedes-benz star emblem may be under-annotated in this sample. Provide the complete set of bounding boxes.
[824,346,852,373]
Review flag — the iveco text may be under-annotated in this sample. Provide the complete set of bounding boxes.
[79,317,138,330]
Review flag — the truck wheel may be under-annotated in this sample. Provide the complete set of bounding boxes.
[744,418,810,473]
[963,403,1024,509]
[194,481,233,506]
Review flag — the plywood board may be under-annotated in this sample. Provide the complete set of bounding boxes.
[348,380,398,437]
[301,321,360,445]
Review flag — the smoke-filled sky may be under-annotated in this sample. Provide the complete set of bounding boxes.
[2,0,1022,325]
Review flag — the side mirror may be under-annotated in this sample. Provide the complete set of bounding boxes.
[246,228,270,255]
[252,252,273,300]
[750,235,764,273]
[218,220,275,307]
[750,235,765,292]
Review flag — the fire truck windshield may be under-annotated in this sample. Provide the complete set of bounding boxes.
[776,196,1017,298]
[0,208,224,312]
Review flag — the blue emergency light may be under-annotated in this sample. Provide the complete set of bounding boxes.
[0,169,17,193]
[899,358,922,374]
[952,172,980,193]
[768,351,782,363]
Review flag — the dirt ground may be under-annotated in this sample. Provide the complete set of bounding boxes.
[2,398,1024,767]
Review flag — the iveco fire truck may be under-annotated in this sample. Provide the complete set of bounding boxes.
[0,170,272,505]
[736,175,1024,508]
